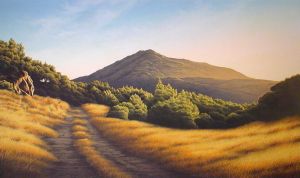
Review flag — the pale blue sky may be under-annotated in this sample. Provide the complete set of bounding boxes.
[0,0,299,80]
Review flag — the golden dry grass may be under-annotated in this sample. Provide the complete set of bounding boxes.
[0,90,69,178]
[73,118,88,125]
[72,125,88,132]
[82,104,109,117]
[83,103,300,178]
[71,117,131,178]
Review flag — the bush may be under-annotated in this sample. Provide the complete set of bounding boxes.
[195,113,214,129]
[251,74,300,120]
[114,86,153,104]
[129,94,148,120]
[210,111,226,121]
[226,111,253,127]
[115,95,148,120]
[152,80,177,103]
[0,80,13,91]
[108,105,129,120]
[102,90,119,106]
[148,95,199,129]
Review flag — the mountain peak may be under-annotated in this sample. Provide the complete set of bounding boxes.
[138,49,157,53]
[77,50,250,81]
[136,49,160,56]
[74,51,275,103]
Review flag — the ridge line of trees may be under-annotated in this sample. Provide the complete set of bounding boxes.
[1,39,299,129]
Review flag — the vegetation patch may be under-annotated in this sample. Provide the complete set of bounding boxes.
[84,104,300,178]
[0,90,69,178]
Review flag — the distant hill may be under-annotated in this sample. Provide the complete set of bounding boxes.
[75,50,276,103]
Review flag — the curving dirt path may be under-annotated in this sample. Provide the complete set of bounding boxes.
[44,108,184,178]
[77,109,182,178]
[43,115,98,178]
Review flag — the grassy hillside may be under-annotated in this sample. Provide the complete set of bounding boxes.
[77,49,249,81]
[75,49,276,103]
[0,90,69,178]
[83,104,300,178]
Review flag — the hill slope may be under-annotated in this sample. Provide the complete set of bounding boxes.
[75,50,276,103]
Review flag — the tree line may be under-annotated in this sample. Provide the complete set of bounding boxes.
[1,39,299,129]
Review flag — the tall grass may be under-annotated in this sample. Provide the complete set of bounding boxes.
[0,90,69,178]
[83,103,300,178]
[71,112,131,178]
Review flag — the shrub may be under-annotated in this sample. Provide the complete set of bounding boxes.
[108,105,129,120]
[148,95,199,129]
[152,80,177,103]
[114,86,153,104]
[195,113,214,129]
[129,94,148,120]
[114,95,148,120]
[251,74,300,120]
[0,80,13,91]
[102,90,119,106]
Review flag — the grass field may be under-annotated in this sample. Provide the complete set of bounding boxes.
[0,90,69,178]
[83,103,300,178]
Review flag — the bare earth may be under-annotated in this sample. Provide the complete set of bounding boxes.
[44,108,183,178]
[43,115,98,178]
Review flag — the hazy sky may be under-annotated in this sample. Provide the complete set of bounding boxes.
[0,0,299,81]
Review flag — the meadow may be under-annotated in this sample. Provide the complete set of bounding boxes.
[83,103,300,178]
[0,90,69,178]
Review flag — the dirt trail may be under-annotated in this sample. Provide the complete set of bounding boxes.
[44,114,98,178]
[77,108,182,178]
[45,108,184,178]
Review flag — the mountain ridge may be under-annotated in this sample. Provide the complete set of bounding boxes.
[75,50,276,103]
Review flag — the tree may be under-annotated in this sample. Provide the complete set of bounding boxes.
[102,90,119,106]
[114,86,153,105]
[195,113,214,129]
[0,80,13,91]
[129,94,148,120]
[148,95,199,129]
[108,105,129,120]
[152,79,177,104]
[250,74,300,120]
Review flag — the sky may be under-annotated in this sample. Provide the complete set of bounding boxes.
[0,0,299,81]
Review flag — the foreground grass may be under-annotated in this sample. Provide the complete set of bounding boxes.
[83,103,300,178]
[0,90,69,178]
[71,111,131,178]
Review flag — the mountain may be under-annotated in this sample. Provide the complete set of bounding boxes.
[75,50,277,103]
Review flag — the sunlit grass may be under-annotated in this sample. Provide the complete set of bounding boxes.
[72,125,89,132]
[82,104,109,117]
[0,90,69,178]
[83,103,300,178]
[73,118,88,125]
[72,118,131,178]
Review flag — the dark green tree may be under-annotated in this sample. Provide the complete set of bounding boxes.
[0,80,13,91]
[152,79,177,104]
[250,74,300,120]
[102,90,119,106]
[148,95,199,129]
[129,94,148,120]
[108,105,129,120]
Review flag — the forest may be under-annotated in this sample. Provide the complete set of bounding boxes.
[1,39,299,129]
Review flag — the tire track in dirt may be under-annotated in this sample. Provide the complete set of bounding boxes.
[45,108,186,178]
[44,114,98,178]
[76,108,185,178]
